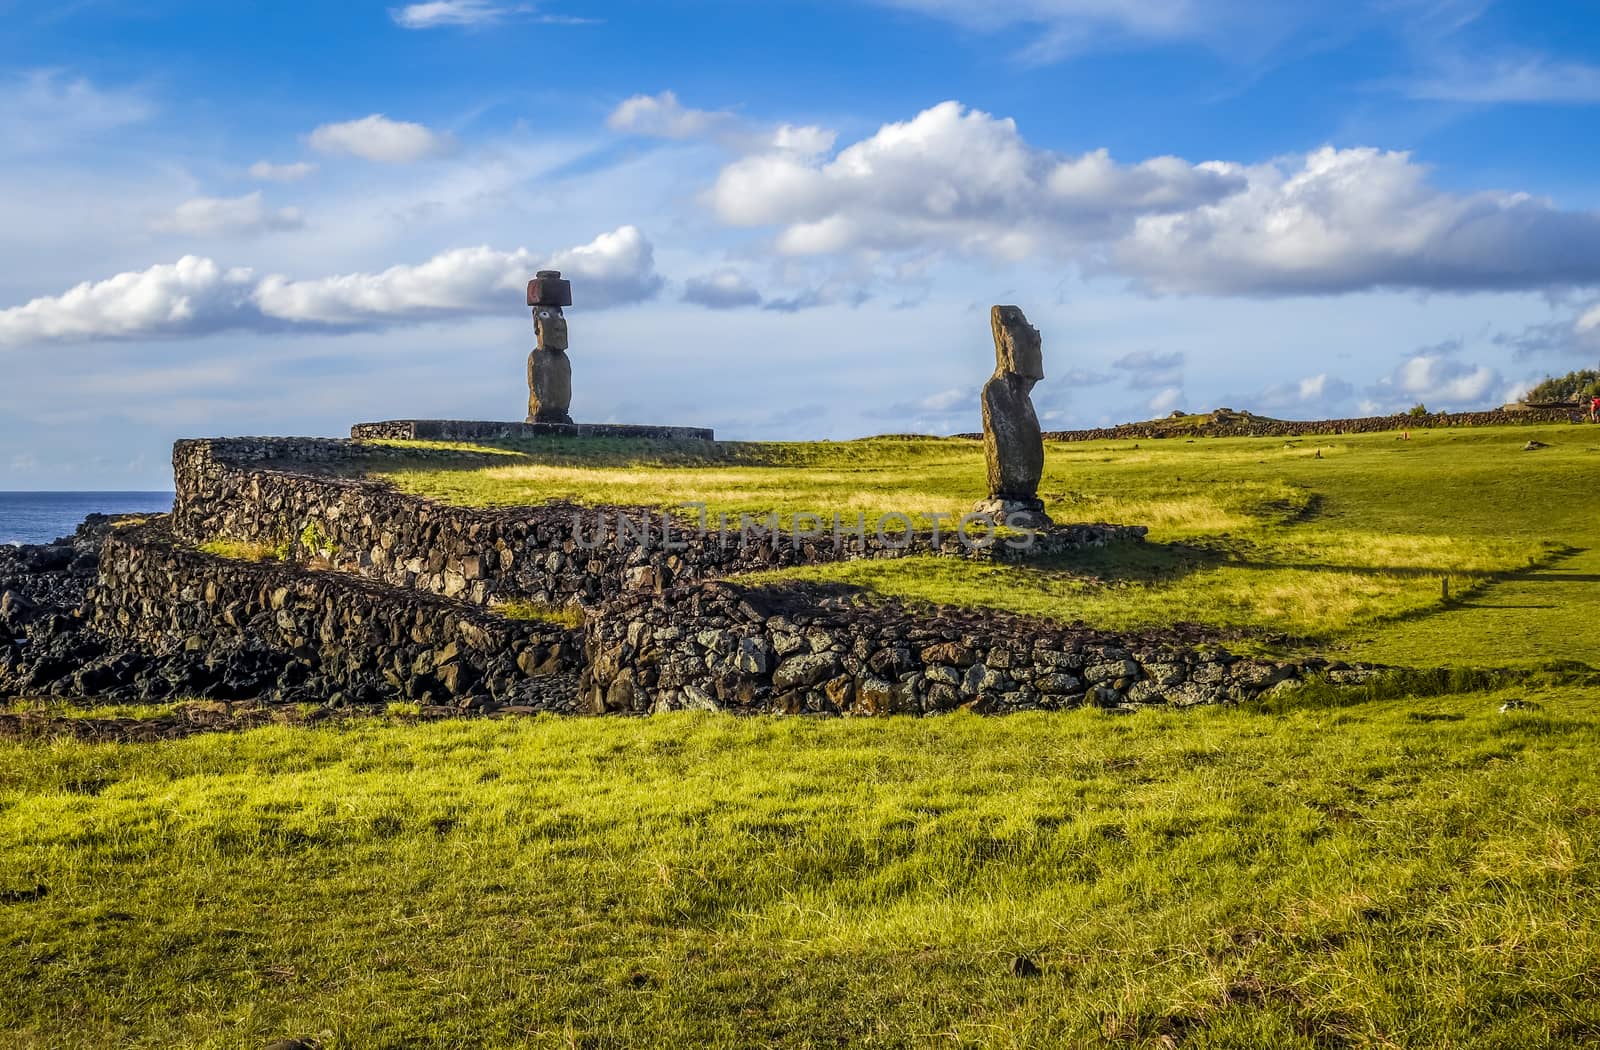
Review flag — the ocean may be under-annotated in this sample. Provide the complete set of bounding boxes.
[0,492,175,546]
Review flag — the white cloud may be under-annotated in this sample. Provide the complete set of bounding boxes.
[390,1,596,28]
[1114,146,1600,295]
[153,192,305,237]
[702,100,1600,297]
[248,160,318,182]
[682,270,763,309]
[871,0,1207,46]
[769,124,837,158]
[918,388,972,412]
[309,114,452,163]
[1407,54,1600,104]
[1147,387,1185,414]
[1249,372,1356,414]
[390,1,512,28]
[0,71,152,154]
[607,91,836,160]
[0,227,661,345]
[252,245,534,325]
[1368,352,1501,411]
[0,257,257,345]
[1579,303,1600,332]
[1298,373,1333,400]
[260,225,660,322]
[543,225,665,307]
[864,0,1352,64]
[710,101,1241,258]
[608,91,737,140]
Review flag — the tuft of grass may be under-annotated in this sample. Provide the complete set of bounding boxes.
[1,686,1597,1047]
[197,538,288,563]
[1,698,193,720]
[491,599,584,628]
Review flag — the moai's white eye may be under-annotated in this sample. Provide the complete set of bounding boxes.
[537,309,552,320]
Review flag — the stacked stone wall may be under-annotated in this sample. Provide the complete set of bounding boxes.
[1033,408,1580,443]
[581,580,1376,716]
[172,438,1144,611]
[92,522,582,709]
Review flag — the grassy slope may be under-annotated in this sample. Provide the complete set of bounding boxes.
[4,685,1598,1048]
[371,425,1600,666]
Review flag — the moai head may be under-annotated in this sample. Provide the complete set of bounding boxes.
[534,307,569,352]
[991,305,1043,382]
[528,269,573,353]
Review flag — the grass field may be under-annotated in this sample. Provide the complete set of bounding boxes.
[4,684,1598,1048]
[371,424,1600,666]
[6,422,1599,1047]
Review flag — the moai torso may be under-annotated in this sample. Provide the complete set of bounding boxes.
[526,270,574,425]
[981,305,1045,504]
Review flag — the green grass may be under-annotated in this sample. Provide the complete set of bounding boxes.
[490,599,585,628]
[1,698,195,720]
[2,686,1597,1048]
[197,538,288,563]
[366,424,1600,665]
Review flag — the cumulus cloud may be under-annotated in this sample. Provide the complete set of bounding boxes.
[682,270,763,309]
[309,114,452,163]
[1147,387,1185,414]
[152,192,305,237]
[1367,352,1502,411]
[0,257,257,345]
[608,91,737,140]
[259,225,660,322]
[1494,303,1600,360]
[709,101,1242,257]
[248,160,317,182]
[1114,146,1600,295]
[1252,372,1356,413]
[0,227,660,345]
[543,225,665,307]
[607,91,841,160]
[702,100,1600,298]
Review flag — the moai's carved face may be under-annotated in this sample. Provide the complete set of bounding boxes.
[991,305,1043,381]
[535,307,569,352]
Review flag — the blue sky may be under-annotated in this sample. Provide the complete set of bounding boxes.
[3,0,1600,488]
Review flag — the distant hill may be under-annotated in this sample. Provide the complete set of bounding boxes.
[982,405,1588,442]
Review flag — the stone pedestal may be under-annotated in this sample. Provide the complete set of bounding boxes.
[971,496,1052,530]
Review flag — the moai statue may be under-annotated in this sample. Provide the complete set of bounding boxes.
[975,305,1050,527]
[526,269,574,425]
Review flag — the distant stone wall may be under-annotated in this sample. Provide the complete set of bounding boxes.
[581,580,1377,716]
[1032,408,1582,443]
[172,438,1145,611]
[92,521,582,709]
[350,419,716,442]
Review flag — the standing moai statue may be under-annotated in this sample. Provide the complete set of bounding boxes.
[526,270,574,425]
[975,305,1050,527]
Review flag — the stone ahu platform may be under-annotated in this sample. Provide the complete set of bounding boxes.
[351,419,715,442]
[0,433,1386,715]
